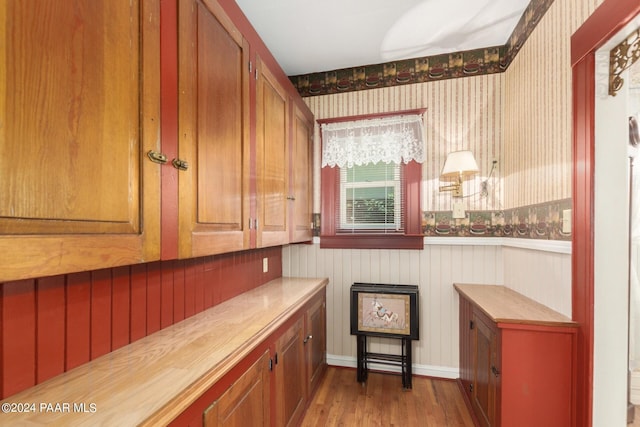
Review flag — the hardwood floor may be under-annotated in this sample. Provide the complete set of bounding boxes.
[301,367,475,427]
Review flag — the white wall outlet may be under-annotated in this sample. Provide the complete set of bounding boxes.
[262,257,269,273]
[452,201,466,219]
[562,209,572,233]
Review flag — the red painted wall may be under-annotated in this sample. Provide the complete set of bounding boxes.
[0,246,282,399]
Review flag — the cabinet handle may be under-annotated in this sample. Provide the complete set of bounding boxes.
[303,334,313,344]
[147,150,168,164]
[287,196,296,201]
[172,158,189,171]
[491,365,500,377]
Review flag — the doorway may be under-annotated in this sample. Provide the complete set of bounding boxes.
[572,1,640,425]
[628,60,640,423]
[593,20,640,425]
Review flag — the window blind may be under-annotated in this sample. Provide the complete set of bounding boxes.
[335,161,405,234]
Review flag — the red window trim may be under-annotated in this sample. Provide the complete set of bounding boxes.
[320,159,423,250]
[319,110,425,250]
[316,108,427,125]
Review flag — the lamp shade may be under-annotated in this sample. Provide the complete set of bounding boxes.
[440,150,479,179]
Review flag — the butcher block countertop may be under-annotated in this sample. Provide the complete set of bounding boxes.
[0,277,328,426]
[454,283,578,328]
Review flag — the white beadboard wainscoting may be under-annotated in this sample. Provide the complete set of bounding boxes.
[502,243,572,318]
[282,237,572,378]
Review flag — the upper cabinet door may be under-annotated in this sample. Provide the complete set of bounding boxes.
[290,105,314,243]
[177,0,251,258]
[0,0,161,281]
[255,56,289,248]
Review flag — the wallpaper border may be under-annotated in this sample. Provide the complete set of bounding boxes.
[422,198,572,241]
[312,198,572,242]
[289,0,555,97]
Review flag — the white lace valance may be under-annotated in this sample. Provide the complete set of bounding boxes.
[321,114,426,168]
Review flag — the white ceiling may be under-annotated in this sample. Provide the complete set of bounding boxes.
[235,0,531,76]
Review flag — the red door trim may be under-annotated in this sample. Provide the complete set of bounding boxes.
[571,1,640,425]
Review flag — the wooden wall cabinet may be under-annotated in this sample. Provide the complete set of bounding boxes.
[177,0,251,259]
[0,0,161,281]
[255,56,290,249]
[175,0,312,259]
[0,0,314,281]
[289,104,315,243]
[455,284,578,427]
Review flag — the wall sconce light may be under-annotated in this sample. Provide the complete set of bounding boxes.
[439,150,479,197]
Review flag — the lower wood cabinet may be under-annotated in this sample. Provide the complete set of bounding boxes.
[176,289,327,427]
[471,310,499,427]
[304,295,326,397]
[204,350,271,427]
[272,293,326,426]
[274,318,307,427]
[455,284,578,427]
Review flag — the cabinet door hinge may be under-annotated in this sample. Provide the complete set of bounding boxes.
[269,358,273,371]
[274,352,278,365]
[469,320,475,330]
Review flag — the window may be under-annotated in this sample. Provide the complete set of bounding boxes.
[319,110,425,249]
[339,162,402,231]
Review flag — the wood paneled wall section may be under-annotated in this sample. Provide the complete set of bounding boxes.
[502,246,572,317]
[503,0,605,208]
[304,75,504,213]
[0,246,282,399]
[284,242,572,372]
[283,243,503,372]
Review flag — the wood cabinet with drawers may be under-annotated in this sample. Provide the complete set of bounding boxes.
[455,284,578,427]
